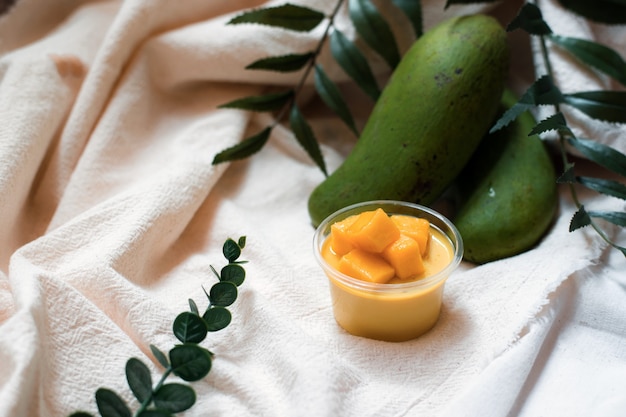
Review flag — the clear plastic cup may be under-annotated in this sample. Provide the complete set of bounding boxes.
[313,200,463,342]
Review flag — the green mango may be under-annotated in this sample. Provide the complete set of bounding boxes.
[452,90,559,264]
[308,14,509,227]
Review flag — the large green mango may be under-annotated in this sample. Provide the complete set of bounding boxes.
[452,90,559,264]
[307,14,510,227]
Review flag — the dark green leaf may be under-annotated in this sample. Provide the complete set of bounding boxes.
[563,91,626,123]
[169,344,212,382]
[567,137,626,177]
[507,3,552,35]
[210,281,238,307]
[136,410,171,417]
[228,4,325,32]
[173,312,208,344]
[203,306,232,332]
[188,298,199,315]
[223,238,242,262]
[125,358,153,403]
[153,383,196,413]
[150,345,169,369]
[246,53,314,72]
[529,112,572,136]
[524,75,566,105]
[220,263,246,286]
[95,388,131,417]
[557,0,626,24]
[218,91,293,112]
[237,236,247,249]
[289,104,327,175]
[314,64,359,136]
[68,413,94,417]
[490,76,564,133]
[570,205,591,231]
[548,35,626,86]
[557,162,577,183]
[578,176,626,200]
[490,103,533,133]
[391,0,422,37]
[329,29,380,100]
[212,127,272,165]
[348,0,400,69]
[588,210,626,227]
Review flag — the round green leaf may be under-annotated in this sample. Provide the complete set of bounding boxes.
[223,238,242,262]
[220,264,245,286]
[203,306,232,332]
[125,358,153,403]
[173,312,208,344]
[154,383,196,413]
[210,281,238,307]
[68,413,95,417]
[95,388,131,417]
[169,344,212,382]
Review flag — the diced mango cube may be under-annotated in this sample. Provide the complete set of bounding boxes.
[391,215,430,256]
[338,249,395,284]
[382,234,425,279]
[346,208,400,253]
[330,215,358,256]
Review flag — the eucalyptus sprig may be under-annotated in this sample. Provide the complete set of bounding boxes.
[69,236,248,417]
[213,0,422,174]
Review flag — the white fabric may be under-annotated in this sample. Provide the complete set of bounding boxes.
[0,0,624,416]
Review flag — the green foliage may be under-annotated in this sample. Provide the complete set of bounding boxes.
[499,2,626,256]
[214,0,421,174]
[68,237,248,417]
[216,0,626,254]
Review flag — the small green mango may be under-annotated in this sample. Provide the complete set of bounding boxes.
[452,90,559,264]
[308,14,509,227]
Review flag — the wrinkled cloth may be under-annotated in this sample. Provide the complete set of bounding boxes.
[0,0,624,416]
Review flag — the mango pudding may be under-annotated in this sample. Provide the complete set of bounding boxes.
[313,201,463,342]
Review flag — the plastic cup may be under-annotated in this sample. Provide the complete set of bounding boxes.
[313,200,463,342]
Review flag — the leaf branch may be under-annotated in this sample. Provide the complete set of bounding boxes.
[506,2,626,256]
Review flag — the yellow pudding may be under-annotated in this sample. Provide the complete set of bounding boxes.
[313,201,463,342]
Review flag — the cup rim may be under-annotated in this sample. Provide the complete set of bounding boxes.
[313,200,464,293]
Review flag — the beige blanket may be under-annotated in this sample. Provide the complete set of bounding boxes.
[1,0,625,416]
